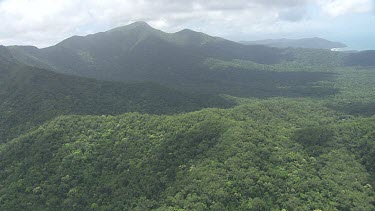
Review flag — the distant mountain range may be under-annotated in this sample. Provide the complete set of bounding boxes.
[240,37,347,50]
[8,22,289,83]
[4,22,372,99]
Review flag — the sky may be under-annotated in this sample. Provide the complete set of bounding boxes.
[0,0,374,50]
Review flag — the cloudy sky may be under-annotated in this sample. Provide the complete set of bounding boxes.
[0,0,374,50]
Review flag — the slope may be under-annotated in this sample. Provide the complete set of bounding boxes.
[7,24,343,98]
[7,22,290,83]
[344,50,375,67]
[241,37,347,50]
[0,46,232,144]
[0,99,374,210]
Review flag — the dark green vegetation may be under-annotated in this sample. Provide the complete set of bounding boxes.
[241,37,347,49]
[1,22,375,210]
[344,50,375,67]
[0,46,232,144]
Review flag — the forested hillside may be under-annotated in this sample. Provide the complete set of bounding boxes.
[344,50,375,67]
[0,47,232,144]
[1,99,374,210]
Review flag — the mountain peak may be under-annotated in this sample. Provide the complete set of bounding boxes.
[130,21,151,27]
[111,21,155,32]
[176,28,196,34]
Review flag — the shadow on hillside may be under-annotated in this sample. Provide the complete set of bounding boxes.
[292,126,336,157]
[329,102,375,117]
[177,70,339,98]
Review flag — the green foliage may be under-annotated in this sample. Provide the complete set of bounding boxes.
[327,67,375,116]
[1,99,374,210]
[293,126,336,156]
[0,61,233,144]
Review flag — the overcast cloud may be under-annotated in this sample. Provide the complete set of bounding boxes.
[0,0,374,48]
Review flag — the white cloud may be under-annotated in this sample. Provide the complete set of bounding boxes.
[317,0,374,17]
[0,0,373,47]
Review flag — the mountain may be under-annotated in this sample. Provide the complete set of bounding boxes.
[1,23,355,144]
[0,46,232,144]
[241,37,347,50]
[6,22,344,98]
[344,50,375,66]
[8,23,373,84]
[3,22,372,144]
[0,45,15,66]
[7,22,290,83]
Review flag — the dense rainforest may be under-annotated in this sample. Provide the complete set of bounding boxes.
[0,46,232,144]
[1,22,375,210]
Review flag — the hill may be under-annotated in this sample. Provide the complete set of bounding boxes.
[241,37,347,50]
[0,46,232,144]
[1,99,374,210]
[344,50,375,67]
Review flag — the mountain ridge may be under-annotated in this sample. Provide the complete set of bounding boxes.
[4,22,374,97]
[7,22,289,85]
[241,37,347,49]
